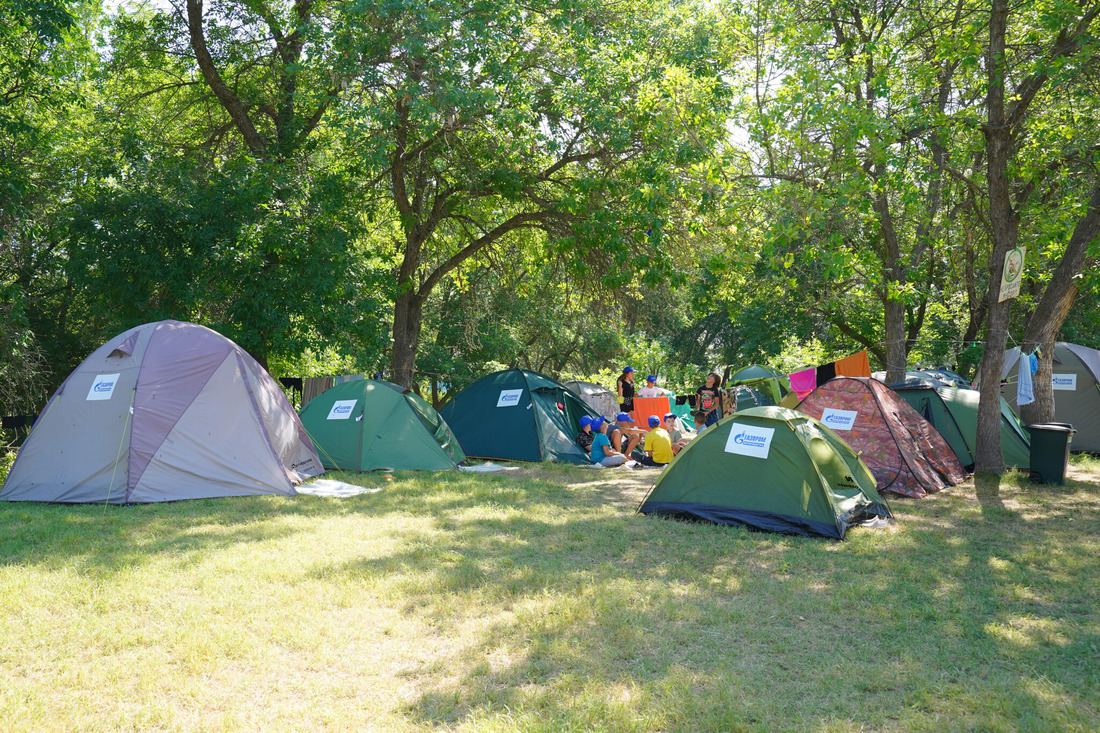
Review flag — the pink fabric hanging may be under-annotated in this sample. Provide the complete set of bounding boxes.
[789,368,817,398]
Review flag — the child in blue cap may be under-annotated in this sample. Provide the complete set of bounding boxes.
[639,414,673,467]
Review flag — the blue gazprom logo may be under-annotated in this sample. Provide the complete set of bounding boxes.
[733,431,768,446]
[94,380,116,392]
[500,393,520,404]
[1053,375,1074,386]
[824,414,848,425]
[333,404,352,414]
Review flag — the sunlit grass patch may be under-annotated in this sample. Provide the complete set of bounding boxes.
[1,464,1098,731]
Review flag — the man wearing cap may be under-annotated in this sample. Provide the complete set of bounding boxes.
[575,415,595,457]
[589,417,628,467]
[639,415,674,467]
[638,374,663,398]
[614,411,645,457]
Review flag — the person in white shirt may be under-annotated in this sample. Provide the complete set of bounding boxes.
[638,374,664,398]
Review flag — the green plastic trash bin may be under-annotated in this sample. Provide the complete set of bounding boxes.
[1027,423,1075,484]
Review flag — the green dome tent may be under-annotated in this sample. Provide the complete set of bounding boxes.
[639,407,891,539]
[727,364,790,406]
[729,364,784,382]
[299,379,465,471]
[891,385,1030,472]
[438,369,599,464]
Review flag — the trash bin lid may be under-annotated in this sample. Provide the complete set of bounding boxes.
[1026,423,1076,433]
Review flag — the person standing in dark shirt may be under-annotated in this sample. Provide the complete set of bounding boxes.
[616,367,636,418]
[695,372,724,428]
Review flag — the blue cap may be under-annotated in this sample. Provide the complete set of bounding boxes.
[578,415,593,428]
[616,412,633,422]
[591,415,605,431]
[664,413,676,420]
[648,415,661,427]
[646,374,657,383]
[622,366,635,373]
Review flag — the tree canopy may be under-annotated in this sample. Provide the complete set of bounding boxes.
[3,0,1099,465]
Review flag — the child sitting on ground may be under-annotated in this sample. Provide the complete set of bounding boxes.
[639,415,674,467]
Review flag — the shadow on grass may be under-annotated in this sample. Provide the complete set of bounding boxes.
[2,464,1098,729]
[381,472,1100,730]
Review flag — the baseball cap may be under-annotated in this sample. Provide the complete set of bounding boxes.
[616,412,633,422]
[590,415,605,431]
[578,415,593,428]
[646,374,657,383]
[648,415,660,427]
[622,366,635,373]
[664,413,676,421]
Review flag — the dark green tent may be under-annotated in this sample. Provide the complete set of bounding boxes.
[299,379,465,471]
[639,406,891,539]
[438,369,599,464]
[891,385,1030,471]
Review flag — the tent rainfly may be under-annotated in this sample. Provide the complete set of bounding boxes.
[298,379,465,471]
[1,320,323,503]
[639,406,891,539]
[438,369,599,464]
[891,384,1030,471]
[796,377,969,498]
[1002,342,1100,453]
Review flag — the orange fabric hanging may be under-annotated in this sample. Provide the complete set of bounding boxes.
[632,396,672,427]
[834,350,871,378]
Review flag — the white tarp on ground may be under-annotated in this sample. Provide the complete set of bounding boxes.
[459,462,514,472]
[295,479,383,497]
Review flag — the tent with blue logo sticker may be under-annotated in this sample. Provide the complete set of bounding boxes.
[1,320,323,503]
[1001,342,1100,453]
[439,369,599,464]
[298,379,465,471]
[639,406,891,539]
[796,377,968,498]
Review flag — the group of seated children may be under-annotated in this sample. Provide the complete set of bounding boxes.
[576,411,689,468]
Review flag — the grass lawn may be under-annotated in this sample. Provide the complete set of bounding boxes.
[1,456,1098,732]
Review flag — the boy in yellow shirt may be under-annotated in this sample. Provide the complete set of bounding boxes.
[640,415,674,467]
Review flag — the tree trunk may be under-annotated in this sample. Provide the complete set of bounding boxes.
[390,290,422,389]
[974,0,1014,475]
[874,183,908,386]
[883,297,908,385]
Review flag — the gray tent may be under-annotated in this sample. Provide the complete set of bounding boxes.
[1002,342,1100,452]
[1,320,323,503]
[564,380,619,418]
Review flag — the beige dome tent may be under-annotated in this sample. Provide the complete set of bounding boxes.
[1,320,323,503]
[1002,342,1100,452]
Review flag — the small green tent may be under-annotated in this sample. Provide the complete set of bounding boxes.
[299,379,465,471]
[727,364,790,406]
[891,385,1030,471]
[438,369,599,464]
[639,406,891,539]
